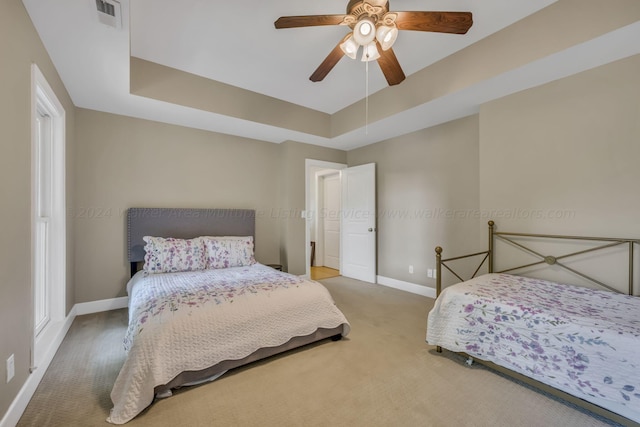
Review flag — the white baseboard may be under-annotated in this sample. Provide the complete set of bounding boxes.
[377,275,437,299]
[0,307,75,427]
[0,296,128,427]
[75,296,128,316]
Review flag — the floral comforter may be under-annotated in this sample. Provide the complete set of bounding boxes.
[108,264,350,424]
[427,273,640,422]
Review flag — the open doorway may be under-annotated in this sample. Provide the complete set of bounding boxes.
[305,160,377,283]
[312,171,341,280]
[305,160,346,280]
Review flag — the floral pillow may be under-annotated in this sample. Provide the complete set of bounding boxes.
[143,236,206,273]
[203,236,256,269]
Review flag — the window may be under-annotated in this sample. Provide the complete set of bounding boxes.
[34,105,53,335]
[31,64,66,370]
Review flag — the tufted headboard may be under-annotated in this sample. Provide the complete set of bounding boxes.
[127,208,255,276]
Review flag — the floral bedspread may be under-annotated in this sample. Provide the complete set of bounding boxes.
[427,273,640,421]
[109,264,350,424]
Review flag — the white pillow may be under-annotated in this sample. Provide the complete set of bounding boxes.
[203,236,256,269]
[143,236,206,273]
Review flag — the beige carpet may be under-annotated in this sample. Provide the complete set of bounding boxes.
[18,276,621,427]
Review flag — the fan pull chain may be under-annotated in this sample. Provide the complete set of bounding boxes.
[365,53,369,135]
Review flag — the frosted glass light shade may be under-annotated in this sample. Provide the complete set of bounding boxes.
[375,25,398,51]
[339,34,359,59]
[361,42,380,62]
[353,17,376,45]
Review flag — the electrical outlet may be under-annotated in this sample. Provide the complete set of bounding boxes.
[427,269,433,278]
[6,354,14,383]
[409,265,414,274]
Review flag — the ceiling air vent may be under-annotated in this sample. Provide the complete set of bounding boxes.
[96,0,121,29]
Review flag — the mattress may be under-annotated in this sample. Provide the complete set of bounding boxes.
[427,273,640,423]
[108,263,350,424]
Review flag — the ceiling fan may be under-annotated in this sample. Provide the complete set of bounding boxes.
[274,0,473,86]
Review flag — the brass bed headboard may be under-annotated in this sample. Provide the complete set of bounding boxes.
[436,220,640,296]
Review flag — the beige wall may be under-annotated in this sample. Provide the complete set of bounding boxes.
[3,0,639,420]
[0,0,76,418]
[74,110,346,301]
[346,53,640,292]
[348,116,481,288]
[479,54,640,291]
[130,57,331,138]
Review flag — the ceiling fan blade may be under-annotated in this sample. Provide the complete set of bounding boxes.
[376,46,405,86]
[274,15,349,29]
[310,41,345,82]
[394,11,473,34]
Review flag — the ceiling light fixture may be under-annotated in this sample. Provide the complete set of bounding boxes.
[361,42,380,62]
[339,34,359,60]
[375,25,398,51]
[340,15,397,63]
[335,7,399,134]
[353,17,376,45]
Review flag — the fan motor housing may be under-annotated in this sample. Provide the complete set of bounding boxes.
[347,0,389,19]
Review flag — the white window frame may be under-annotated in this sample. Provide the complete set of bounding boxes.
[31,63,66,371]
[34,106,52,336]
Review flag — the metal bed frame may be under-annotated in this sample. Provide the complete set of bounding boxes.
[436,220,638,297]
[433,220,640,427]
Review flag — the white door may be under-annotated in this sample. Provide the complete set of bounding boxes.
[322,173,340,270]
[341,163,376,283]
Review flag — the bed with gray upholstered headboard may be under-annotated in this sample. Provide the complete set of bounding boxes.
[127,208,256,277]
[109,208,350,425]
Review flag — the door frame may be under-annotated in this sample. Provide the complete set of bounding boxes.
[304,159,347,279]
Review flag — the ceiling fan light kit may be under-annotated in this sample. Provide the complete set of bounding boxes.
[375,25,398,51]
[274,1,473,86]
[353,17,376,45]
[340,34,359,60]
[361,42,380,62]
[346,16,390,61]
